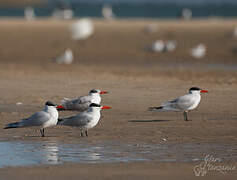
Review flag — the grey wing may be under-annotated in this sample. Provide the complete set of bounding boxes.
[62,96,92,111]
[175,94,194,110]
[59,112,91,127]
[161,97,185,111]
[162,98,178,107]
[21,111,50,127]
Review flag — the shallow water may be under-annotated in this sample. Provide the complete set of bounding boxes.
[0,140,237,168]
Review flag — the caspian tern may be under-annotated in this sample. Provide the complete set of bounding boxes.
[148,87,208,121]
[57,103,111,137]
[4,101,58,137]
[57,89,108,112]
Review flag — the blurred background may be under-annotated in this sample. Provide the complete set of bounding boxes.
[0,0,236,86]
[1,0,237,18]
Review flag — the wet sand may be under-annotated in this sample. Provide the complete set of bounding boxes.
[0,19,237,179]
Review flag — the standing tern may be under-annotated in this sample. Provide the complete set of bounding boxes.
[148,87,208,121]
[4,101,58,137]
[57,103,111,137]
[57,89,108,111]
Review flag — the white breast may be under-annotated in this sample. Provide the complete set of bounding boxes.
[43,107,58,128]
[84,109,101,130]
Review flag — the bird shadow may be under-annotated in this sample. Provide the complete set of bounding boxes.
[128,119,171,123]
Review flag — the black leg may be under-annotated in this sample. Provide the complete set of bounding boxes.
[85,130,88,137]
[183,111,188,121]
[40,129,45,137]
[81,132,84,137]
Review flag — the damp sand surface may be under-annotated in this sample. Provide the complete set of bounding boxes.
[0,19,237,179]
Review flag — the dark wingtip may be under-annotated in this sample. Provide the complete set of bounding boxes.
[148,106,163,111]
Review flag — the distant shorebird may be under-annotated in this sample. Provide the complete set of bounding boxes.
[58,103,111,137]
[54,49,73,65]
[4,101,58,137]
[24,6,36,21]
[52,1,73,20]
[190,44,206,59]
[149,40,166,52]
[52,8,73,20]
[102,4,115,20]
[148,87,208,121]
[166,40,177,52]
[147,40,177,53]
[57,89,108,112]
[181,8,192,20]
[70,19,94,40]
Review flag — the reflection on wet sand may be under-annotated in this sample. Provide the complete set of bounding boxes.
[41,141,59,164]
[0,140,237,168]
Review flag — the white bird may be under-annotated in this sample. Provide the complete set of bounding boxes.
[166,40,177,52]
[181,8,192,20]
[148,87,208,121]
[4,101,59,137]
[57,89,108,112]
[150,40,165,52]
[24,6,36,21]
[52,3,73,20]
[70,19,94,40]
[102,4,115,20]
[52,9,73,20]
[57,103,111,137]
[54,49,73,65]
[190,44,206,59]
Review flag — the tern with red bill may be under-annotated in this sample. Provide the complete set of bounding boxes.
[148,87,208,121]
[57,89,108,112]
[4,101,58,137]
[57,103,111,137]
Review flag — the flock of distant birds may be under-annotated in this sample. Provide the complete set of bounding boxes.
[23,5,224,65]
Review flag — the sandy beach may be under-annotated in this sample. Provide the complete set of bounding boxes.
[0,18,237,179]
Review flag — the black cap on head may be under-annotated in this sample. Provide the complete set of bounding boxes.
[89,103,101,107]
[45,101,56,106]
[89,89,99,94]
[189,87,201,91]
